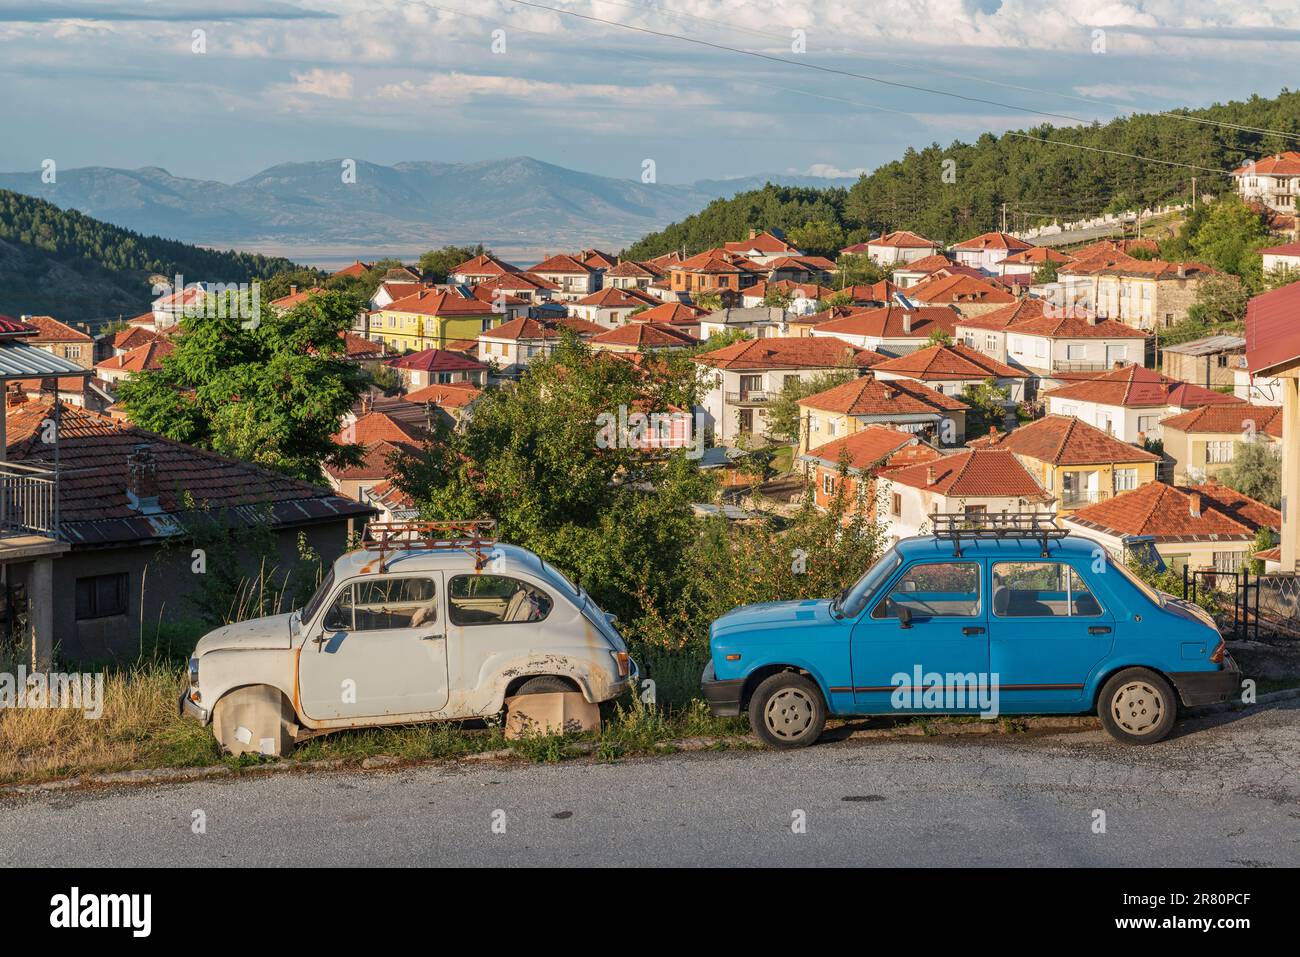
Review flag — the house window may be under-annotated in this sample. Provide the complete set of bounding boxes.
[66,345,82,359]
[1137,415,1159,434]
[823,474,835,496]
[75,572,128,620]
[891,492,902,517]
[1206,441,1233,464]
[1114,468,1138,492]
[985,334,997,352]
[1212,551,1243,573]
[1066,344,1085,361]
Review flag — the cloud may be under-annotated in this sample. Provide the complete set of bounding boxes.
[281,67,353,99]
[375,71,716,108]
[0,0,334,21]
[802,163,867,178]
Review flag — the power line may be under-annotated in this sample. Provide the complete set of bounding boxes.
[1003,132,1232,176]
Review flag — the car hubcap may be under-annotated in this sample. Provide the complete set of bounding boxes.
[765,688,814,739]
[1111,681,1164,735]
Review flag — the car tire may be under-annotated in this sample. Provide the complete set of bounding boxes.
[1097,668,1177,744]
[514,676,573,695]
[748,672,826,749]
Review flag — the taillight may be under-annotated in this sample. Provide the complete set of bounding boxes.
[611,651,630,678]
[1210,637,1226,664]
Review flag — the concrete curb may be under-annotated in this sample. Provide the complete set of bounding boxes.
[4,692,1295,797]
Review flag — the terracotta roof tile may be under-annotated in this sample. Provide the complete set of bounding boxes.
[1045,364,1244,409]
[871,342,1026,380]
[694,336,885,371]
[1160,404,1283,438]
[951,231,1033,252]
[882,448,1045,497]
[22,314,92,343]
[803,425,935,471]
[798,373,968,415]
[1068,481,1278,541]
[386,348,489,373]
[979,414,1160,465]
[812,304,960,340]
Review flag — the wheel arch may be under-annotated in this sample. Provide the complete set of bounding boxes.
[739,662,828,712]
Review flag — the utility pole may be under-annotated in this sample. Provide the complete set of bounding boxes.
[1192,176,1197,209]
[1001,202,1007,233]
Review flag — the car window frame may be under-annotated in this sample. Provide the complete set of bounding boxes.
[321,574,442,633]
[869,559,984,621]
[990,560,1106,619]
[446,573,555,627]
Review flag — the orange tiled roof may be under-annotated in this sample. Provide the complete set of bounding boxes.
[1045,364,1244,409]
[382,288,494,316]
[1000,246,1075,266]
[723,231,799,255]
[97,339,174,374]
[480,317,560,341]
[813,304,961,340]
[530,253,595,275]
[1160,403,1283,437]
[694,336,885,371]
[112,326,164,351]
[798,373,968,415]
[951,231,1033,252]
[978,414,1160,466]
[906,273,1017,306]
[882,448,1045,497]
[386,348,488,373]
[572,286,659,308]
[590,323,697,349]
[1234,151,1300,176]
[629,302,706,325]
[870,230,940,249]
[894,253,955,274]
[402,381,483,409]
[804,425,934,471]
[23,314,92,343]
[870,342,1026,380]
[334,410,427,447]
[453,253,520,276]
[1068,481,1278,541]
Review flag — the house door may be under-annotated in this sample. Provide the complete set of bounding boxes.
[738,409,754,433]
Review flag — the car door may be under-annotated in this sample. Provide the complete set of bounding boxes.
[444,572,557,701]
[850,560,990,713]
[987,560,1114,711]
[298,573,450,721]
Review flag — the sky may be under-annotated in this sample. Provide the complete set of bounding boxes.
[1,0,1299,186]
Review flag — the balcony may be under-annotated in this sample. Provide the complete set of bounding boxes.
[1059,488,1111,509]
[0,461,60,538]
[725,390,772,406]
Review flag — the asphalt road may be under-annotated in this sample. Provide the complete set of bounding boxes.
[2,701,1297,867]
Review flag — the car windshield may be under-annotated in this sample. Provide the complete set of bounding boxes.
[832,547,902,619]
[300,569,335,623]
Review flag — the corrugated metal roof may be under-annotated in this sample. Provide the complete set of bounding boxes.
[1162,334,1246,356]
[0,342,93,380]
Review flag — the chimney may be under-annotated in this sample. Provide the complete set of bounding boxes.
[882,385,896,400]
[749,228,758,240]
[5,386,25,408]
[1176,264,1186,279]
[126,443,161,513]
[289,284,298,296]
[1188,490,1202,519]
[902,310,912,334]
[926,466,937,486]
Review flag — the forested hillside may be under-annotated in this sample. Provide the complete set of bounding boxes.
[0,190,297,325]
[624,89,1300,259]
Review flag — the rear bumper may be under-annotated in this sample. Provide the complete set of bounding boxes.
[1170,656,1242,708]
[700,661,745,716]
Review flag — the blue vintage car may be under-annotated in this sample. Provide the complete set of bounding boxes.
[701,517,1240,747]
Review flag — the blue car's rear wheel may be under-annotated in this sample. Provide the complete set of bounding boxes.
[749,672,826,749]
[1098,668,1176,744]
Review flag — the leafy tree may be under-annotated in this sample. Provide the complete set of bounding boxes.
[1032,260,1058,283]
[695,292,724,312]
[926,328,954,346]
[117,289,367,482]
[764,368,856,443]
[419,244,487,282]
[762,286,794,308]
[1221,439,1282,508]
[836,254,889,287]
[261,268,327,301]
[1184,272,1248,329]
[787,219,845,256]
[962,378,1011,435]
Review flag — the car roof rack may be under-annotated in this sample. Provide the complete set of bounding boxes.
[930,512,1066,558]
[361,520,498,573]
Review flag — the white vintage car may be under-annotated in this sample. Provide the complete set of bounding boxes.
[179,523,637,755]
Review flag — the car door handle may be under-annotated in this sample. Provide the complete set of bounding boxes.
[419,634,445,641]
[1088,626,1112,635]
[962,626,985,635]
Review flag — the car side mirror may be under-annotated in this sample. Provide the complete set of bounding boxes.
[897,606,912,629]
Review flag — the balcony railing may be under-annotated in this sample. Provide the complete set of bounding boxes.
[0,461,59,537]
[725,390,772,405]
[1059,489,1111,508]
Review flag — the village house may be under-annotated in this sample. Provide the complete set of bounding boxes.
[765,255,837,287]
[627,301,707,334]
[588,323,697,355]
[876,448,1052,540]
[529,254,601,301]
[369,287,494,352]
[697,306,788,341]
[809,304,961,356]
[368,280,423,311]
[268,285,325,313]
[668,249,765,303]
[796,373,970,455]
[449,253,520,285]
[331,260,374,280]
[568,286,659,327]
[20,315,94,368]
[385,348,490,391]
[860,230,942,266]
[1160,334,1245,391]
[1260,240,1300,276]
[470,271,558,304]
[3,399,372,664]
[891,253,961,288]
[997,246,1074,277]
[970,414,1161,512]
[741,280,835,314]
[95,339,175,389]
[903,272,1018,317]
[603,260,664,291]
[1065,480,1280,574]
[799,425,942,520]
[327,408,429,504]
[475,317,562,377]
[105,326,164,359]
[1043,363,1243,444]
[400,381,482,427]
[1158,403,1282,484]
[949,231,1034,272]
[869,342,1029,402]
[1232,151,1300,214]
[693,336,883,445]
[722,229,802,265]
[1050,252,1219,330]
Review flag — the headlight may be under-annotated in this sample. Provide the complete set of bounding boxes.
[188,657,200,688]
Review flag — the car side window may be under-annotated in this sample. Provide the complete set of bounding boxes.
[323,577,439,631]
[448,575,553,626]
[991,562,1103,618]
[872,562,980,620]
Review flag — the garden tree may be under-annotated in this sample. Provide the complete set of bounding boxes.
[692,327,751,353]
[835,253,889,286]
[419,244,487,282]
[1163,197,1269,284]
[820,290,855,310]
[1249,525,1278,574]
[260,267,327,301]
[391,334,715,623]
[117,288,368,483]
[1221,439,1282,508]
[926,328,954,345]
[1180,272,1248,332]
[764,368,857,443]
[695,292,724,312]
[1127,245,1157,261]
[1032,259,1058,283]
[962,378,1011,434]
[762,285,794,308]
[787,219,845,256]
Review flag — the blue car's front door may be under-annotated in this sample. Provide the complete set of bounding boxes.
[850,559,990,714]
[987,559,1115,712]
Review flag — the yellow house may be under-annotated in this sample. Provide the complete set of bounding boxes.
[795,374,969,456]
[972,413,1160,512]
[369,288,493,353]
[1159,404,1282,483]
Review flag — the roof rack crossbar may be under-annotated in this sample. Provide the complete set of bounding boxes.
[361,519,498,573]
[930,512,1066,558]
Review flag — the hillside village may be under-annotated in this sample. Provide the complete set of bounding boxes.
[1,153,1299,666]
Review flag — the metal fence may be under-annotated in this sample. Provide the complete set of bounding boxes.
[0,461,59,537]
[1183,567,1300,642]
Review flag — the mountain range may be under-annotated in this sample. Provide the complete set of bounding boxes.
[0,158,855,264]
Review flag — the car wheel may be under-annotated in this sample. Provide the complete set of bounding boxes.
[748,672,826,749]
[1097,668,1177,744]
[514,676,573,695]
[212,685,297,757]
